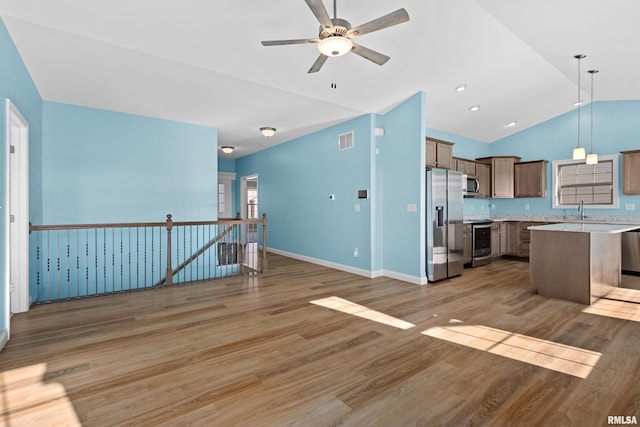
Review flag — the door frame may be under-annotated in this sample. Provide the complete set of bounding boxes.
[6,99,30,322]
[240,174,258,244]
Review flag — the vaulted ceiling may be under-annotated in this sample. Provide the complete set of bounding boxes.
[1,0,639,158]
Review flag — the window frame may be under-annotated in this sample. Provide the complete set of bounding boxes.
[551,154,619,209]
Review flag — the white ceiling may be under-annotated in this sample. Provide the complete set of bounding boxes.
[1,0,639,159]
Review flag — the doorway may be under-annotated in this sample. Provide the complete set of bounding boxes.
[240,174,259,240]
[6,99,30,321]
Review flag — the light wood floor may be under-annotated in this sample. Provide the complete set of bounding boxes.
[2,254,640,426]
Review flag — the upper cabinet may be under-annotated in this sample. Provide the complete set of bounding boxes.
[453,157,476,175]
[426,137,454,169]
[622,150,640,195]
[514,160,548,198]
[476,156,521,198]
[475,163,491,198]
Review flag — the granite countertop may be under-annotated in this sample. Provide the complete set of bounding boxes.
[528,223,640,233]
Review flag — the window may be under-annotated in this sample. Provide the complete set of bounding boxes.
[552,154,618,209]
[217,172,236,218]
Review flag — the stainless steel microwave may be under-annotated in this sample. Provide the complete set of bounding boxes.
[462,174,480,197]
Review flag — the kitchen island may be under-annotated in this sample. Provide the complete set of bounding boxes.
[528,223,639,305]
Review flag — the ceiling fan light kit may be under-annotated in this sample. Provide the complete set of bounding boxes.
[317,36,352,57]
[261,0,409,73]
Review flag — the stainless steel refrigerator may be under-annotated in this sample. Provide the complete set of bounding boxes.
[426,168,464,281]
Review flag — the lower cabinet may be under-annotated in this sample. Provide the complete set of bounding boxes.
[503,220,550,258]
[491,222,501,258]
[463,223,472,264]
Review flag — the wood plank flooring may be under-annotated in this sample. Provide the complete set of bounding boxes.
[2,254,640,426]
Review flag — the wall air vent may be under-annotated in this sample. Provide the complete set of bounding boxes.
[338,131,354,150]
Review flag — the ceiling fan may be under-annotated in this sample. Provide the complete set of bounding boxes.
[261,0,409,73]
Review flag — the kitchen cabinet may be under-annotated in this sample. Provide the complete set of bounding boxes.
[515,160,547,198]
[504,220,550,258]
[491,222,501,258]
[463,223,472,264]
[476,156,521,198]
[475,163,491,198]
[426,137,454,169]
[454,157,476,175]
[499,222,508,256]
[621,150,640,195]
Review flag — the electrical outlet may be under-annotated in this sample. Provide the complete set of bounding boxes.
[625,203,636,211]
[524,203,530,210]
[353,248,359,258]
[354,203,360,212]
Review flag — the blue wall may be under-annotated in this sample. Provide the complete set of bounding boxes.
[218,157,236,173]
[0,18,43,337]
[380,92,427,280]
[235,93,428,282]
[236,114,375,273]
[489,101,640,216]
[42,102,218,224]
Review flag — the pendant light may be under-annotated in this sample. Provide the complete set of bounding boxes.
[572,54,586,160]
[586,69,599,165]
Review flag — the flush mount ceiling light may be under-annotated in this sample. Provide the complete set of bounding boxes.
[260,127,277,138]
[317,36,353,57]
[586,69,600,165]
[468,105,480,112]
[572,54,587,160]
[506,121,517,127]
[221,146,234,154]
[455,84,467,92]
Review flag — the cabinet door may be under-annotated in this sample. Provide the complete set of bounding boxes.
[492,157,516,198]
[425,138,437,168]
[515,161,547,198]
[436,142,454,169]
[463,224,472,264]
[475,163,491,198]
[499,222,508,255]
[491,223,500,258]
[506,222,520,255]
[622,150,640,194]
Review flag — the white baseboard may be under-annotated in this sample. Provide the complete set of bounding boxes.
[266,247,426,284]
[0,328,8,352]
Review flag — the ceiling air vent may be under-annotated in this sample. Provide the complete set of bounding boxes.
[338,131,354,151]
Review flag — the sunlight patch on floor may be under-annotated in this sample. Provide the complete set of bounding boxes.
[422,324,601,379]
[583,293,640,322]
[310,296,415,330]
[0,363,80,426]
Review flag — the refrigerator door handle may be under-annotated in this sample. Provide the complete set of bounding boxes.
[436,206,444,227]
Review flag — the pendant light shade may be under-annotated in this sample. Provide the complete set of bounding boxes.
[573,147,586,160]
[586,69,599,165]
[572,54,586,160]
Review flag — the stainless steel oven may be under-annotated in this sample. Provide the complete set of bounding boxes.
[471,220,493,267]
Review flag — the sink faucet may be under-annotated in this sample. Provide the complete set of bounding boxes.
[578,200,585,221]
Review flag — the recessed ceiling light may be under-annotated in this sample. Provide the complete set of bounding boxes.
[505,121,517,127]
[455,84,467,92]
[573,100,584,107]
[468,105,480,112]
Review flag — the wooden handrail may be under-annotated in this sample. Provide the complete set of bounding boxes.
[29,213,268,294]
[159,222,238,286]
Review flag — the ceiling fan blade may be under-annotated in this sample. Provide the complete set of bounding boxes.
[350,43,390,66]
[304,0,333,29]
[308,54,328,73]
[347,8,409,37]
[262,38,320,46]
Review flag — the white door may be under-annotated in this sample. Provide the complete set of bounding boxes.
[7,99,30,319]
